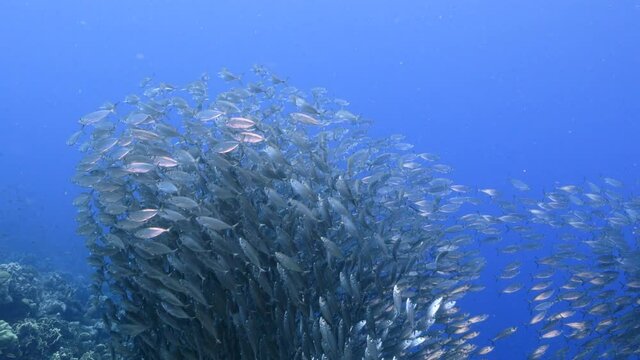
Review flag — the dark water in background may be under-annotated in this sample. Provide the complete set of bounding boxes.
[0,1,639,358]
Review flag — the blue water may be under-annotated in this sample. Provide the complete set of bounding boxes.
[1,1,639,358]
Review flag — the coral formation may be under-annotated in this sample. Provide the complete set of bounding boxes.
[0,320,18,355]
[0,262,112,360]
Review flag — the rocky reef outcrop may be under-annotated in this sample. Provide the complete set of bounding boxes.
[0,262,111,360]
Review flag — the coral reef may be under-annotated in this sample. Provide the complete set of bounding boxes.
[0,320,18,356]
[0,262,112,360]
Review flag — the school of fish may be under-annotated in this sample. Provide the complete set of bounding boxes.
[69,66,639,359]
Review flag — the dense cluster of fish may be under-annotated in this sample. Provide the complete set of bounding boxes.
[69,66,639,359]
[484,177,640,358]
[69,66,492,359]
